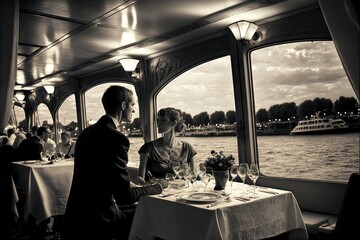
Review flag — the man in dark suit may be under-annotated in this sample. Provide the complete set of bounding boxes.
[62,86,167,240]
[15,135,43,161]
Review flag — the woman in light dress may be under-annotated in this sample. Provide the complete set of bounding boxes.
[137,107,197,184]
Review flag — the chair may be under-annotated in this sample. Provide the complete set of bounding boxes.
[318,172,360,239]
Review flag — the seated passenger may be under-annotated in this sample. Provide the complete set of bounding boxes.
[6,128,16,146]
[15,135,43,161]
[62,86,167,240]
[56,131,75,158]
[37,126,56,159]
[137,107,197,184]
[12,132,26,150]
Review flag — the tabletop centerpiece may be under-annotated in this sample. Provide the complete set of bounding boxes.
[204,150,235,190]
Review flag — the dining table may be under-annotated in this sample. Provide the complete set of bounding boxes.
[11,159,74,224]
[128,181,308,240]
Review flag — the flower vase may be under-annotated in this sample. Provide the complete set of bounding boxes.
[212,170,229,190]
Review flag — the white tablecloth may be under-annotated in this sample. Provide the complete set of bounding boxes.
[129,183,308,240]
[12,160,74,224]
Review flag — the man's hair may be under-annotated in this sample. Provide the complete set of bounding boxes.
[101,85,133,114]
[61,131,71,138]
[37,126,49,136]
[31,125,39,134]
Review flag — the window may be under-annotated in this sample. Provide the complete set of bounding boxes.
[36,103,53,126]
[251,41,359,182]
[13,105,26,130]
[58,95,78,137]
[85,82,140,165]
[35,103,55,140]
[156,56,237,168]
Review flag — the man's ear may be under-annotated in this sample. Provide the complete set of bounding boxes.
[121,101,127,111]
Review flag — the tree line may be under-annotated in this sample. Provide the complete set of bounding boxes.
[125,96,358,131]
[16,96,359,132]
[255,96,358,123]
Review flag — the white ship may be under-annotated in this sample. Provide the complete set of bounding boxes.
[290,117,349,135]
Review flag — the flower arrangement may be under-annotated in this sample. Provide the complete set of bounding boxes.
[204,150,235,171]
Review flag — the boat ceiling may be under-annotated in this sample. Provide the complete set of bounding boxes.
[16,0,318,92]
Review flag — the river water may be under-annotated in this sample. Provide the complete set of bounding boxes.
[127,132,359,182]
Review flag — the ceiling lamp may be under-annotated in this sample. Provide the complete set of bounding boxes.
[44,85,55,95]
[228,21,259,42]
[118,58,139,72]
[15,92,25,101]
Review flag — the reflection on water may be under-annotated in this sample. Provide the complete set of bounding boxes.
[128,132,359,182]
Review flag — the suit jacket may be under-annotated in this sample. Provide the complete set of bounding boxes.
[15,136,43,161]
[62,115,162,239]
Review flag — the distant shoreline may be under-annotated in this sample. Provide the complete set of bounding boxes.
[127,127,359,138]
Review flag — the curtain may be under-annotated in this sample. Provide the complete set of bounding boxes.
[0,0,19,133]
[318,0,359,100]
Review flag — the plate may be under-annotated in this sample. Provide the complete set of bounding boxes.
[181,192,223,203]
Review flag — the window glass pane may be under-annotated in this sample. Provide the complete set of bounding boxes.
[37,103,53,126]
[14,105,26,131]
[85,82,140,165]
[36,103,55,140]
[58,95,78,138]
[251,41,359,182]
[156,56,237,168]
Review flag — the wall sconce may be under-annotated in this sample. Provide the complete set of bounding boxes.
[118,58,139,72]
[15,92,25,101]
[228,20,259,43]
[131,67,140,80]
[44,85,55,95]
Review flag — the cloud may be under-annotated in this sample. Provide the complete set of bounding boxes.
[20,41,356,127]
[252,41,356,111]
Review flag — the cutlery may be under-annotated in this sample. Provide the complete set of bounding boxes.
[206,197,231,208]
[258,189,279,195]
[234,197,251,202]
[159,193,177,198]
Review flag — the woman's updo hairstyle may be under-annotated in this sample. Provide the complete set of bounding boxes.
[158,107,186,133]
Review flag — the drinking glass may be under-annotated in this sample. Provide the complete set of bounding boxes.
[200,173,211,191]
[229,165,239,195]
[238,163,249,195]
[185,170,197,188]
[171,161,181,179]
[165,173,176,190]
[248,163,259,198]
[198,163,206,175]
[177,163,189,187]
[45,149,56,161]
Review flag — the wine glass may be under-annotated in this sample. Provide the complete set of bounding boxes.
[177,163,189,187]
[229,165,239,195]
[248,163,259,198]
[45,149,55,161]
[171,161,181,179]
[165,172,176,190]
[200,173,211,191]
[238,163,249,195]
[185,170,197,188]
[198,163,206,175]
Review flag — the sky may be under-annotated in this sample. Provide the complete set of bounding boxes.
[15,41,358,126]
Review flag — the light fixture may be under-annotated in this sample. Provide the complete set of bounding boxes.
[228,20,259,42]
[44,85,55,95]
[131,67,140,80]
[15,92,25,101]
[118,58,139,72]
